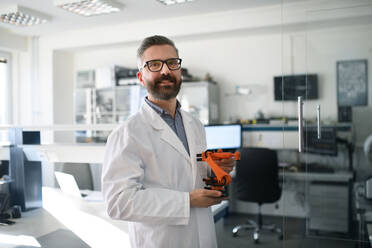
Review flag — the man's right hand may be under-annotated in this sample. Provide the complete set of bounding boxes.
[189,189,227,208]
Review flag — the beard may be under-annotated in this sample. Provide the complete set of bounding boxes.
[144,74,182,101]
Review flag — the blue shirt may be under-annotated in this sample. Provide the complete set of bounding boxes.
[145,97,190,155]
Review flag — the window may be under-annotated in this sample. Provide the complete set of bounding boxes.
[0,52,11,142]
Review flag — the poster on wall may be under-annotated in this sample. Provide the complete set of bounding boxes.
[337,59,368,106]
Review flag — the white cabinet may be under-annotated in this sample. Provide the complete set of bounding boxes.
[115,85,146,122]
[74,85,146,142]
[74,69,146,142]
[177,81,219,125]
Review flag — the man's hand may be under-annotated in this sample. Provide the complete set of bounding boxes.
[190,189,227,208]
[214,157,235,173]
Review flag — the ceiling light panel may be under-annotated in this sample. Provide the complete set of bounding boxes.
[157,0,194,5]
[0,5,50,26]
[54,0,123,17]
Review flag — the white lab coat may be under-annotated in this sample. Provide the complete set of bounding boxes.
[102,101,217,248]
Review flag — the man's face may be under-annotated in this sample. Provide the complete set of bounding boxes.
[137,45,182,101]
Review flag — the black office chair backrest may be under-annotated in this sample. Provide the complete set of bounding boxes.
[235,147,281,204]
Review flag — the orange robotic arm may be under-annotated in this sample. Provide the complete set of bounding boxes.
[197,149,240,195]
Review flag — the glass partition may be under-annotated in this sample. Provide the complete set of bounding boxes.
[282,1,372,246]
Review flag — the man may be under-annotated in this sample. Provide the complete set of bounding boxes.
[102,35,235,248]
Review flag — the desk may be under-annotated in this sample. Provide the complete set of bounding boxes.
[1,187,228,248]
[2,187,130,248]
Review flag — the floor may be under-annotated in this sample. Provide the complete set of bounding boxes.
[37,229,90,248]
[217,213,361,248]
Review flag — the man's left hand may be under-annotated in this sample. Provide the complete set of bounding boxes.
[215,158,235,173]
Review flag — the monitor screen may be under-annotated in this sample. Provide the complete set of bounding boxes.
[274,74,318,101]
[22,131,41,145]
[204,124,242,150]
[303,126,337,156]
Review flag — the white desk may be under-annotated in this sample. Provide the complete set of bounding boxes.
[1,187,130,248]
[1,187,228,248]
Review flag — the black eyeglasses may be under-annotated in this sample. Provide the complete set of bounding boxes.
[142,58,182,72]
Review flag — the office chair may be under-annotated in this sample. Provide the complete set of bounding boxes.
[232,147,283,243]
[56,163,94,190]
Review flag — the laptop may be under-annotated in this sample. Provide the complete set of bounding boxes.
[54,171,103,202]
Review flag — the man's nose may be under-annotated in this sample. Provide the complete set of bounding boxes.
[160,63,170,74]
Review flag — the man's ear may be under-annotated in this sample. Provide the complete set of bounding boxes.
[137,71,145,87]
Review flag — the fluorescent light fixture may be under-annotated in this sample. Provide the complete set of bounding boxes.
[0,5,50,26]
[157,0,194,5]
[54,0,123,17]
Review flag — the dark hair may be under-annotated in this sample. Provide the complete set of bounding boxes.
[137,35,179,61]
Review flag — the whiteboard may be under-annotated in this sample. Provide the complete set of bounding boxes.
[337,59,368,106]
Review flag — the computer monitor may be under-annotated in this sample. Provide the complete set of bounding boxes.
[204,124,242,150]
[274,74,318,101]
[303,126,337,156]
[22,131,40,145]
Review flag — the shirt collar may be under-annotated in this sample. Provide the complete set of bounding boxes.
[145,96,182,116]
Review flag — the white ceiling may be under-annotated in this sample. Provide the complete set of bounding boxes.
[0,0,303,36]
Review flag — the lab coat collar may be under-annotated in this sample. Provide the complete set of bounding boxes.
[144,96,182,116]
[141,102,192,165]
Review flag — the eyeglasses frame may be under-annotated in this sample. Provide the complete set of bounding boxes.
[141,58,182,72]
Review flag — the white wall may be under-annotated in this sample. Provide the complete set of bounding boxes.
[53,50,75,143]
[0,28,34,126]
[0,27,27,52]
[37,0,372,136]
[72,32,283,122]
[59,7,372,199]
[15,38,35,125]
[304,25,372,122]
[69,24,372,124]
